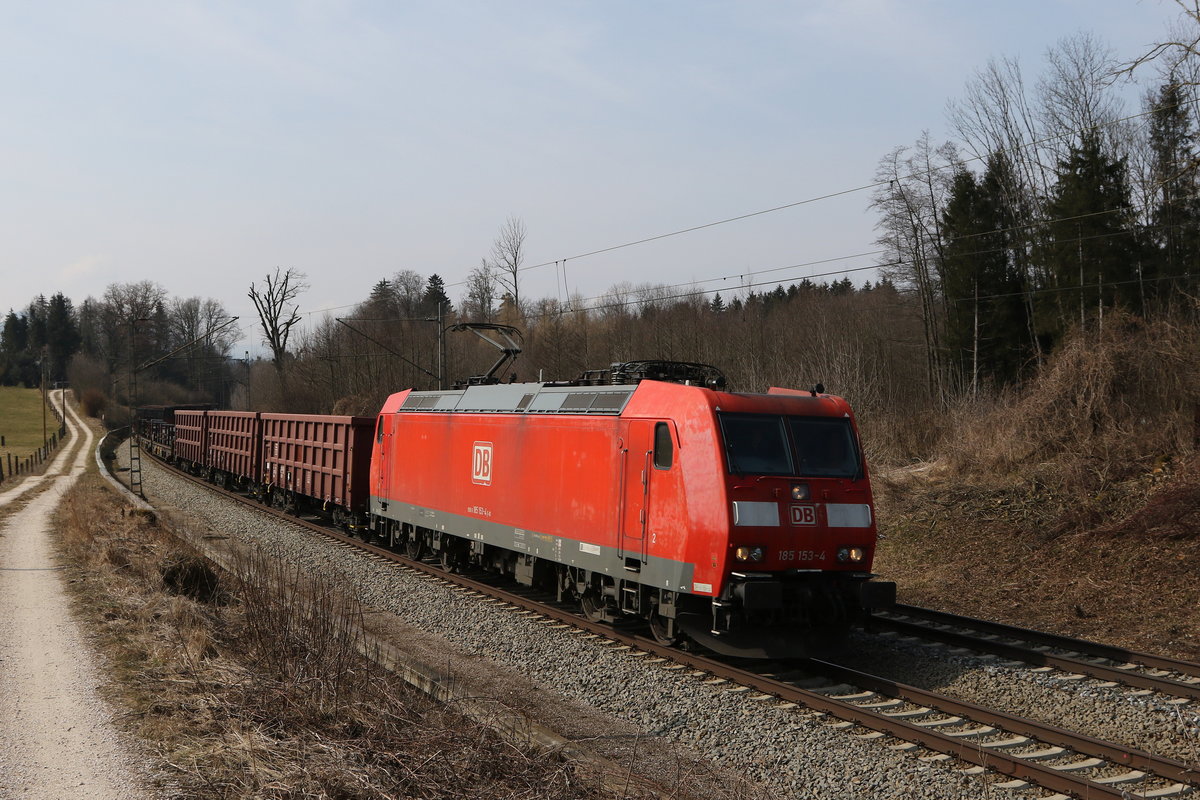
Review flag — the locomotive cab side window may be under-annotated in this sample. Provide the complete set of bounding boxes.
[376,416,385,443]
[653,422,673,469]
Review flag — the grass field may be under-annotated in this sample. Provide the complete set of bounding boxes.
[0,387,56,469]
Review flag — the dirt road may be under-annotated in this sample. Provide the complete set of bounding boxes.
[0,398,155,799]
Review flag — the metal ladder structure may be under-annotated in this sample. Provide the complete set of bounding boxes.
[128,366,143,497]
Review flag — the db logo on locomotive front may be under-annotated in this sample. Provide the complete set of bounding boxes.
[472,442,493,485]
[790,504,817,525]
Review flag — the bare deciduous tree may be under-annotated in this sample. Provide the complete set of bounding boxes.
[948,57,1051,366]
[391,270,427,317]
[489,216,527,317]
[1038,32,1124,162]
[1118,0,1200,80]
[869,133,958,402]
[463,261,498,322]
[249,267,308,390]
[97,281,168,383]
[168,297,239,394]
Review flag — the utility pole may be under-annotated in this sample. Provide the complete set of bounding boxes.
[128,318,149,497]
[1078,224,1085,329]
[40,349,47,447]
[971,281,979,399]
[438,301,447,390]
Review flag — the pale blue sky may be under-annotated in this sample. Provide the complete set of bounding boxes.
[0,1,1183,351]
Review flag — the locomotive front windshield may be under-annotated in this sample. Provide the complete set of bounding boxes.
[719,413,861,479]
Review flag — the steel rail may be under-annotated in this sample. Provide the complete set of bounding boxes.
[887,604,1200,675]
[140,449,1198,799]
[869,614,1200,702]
[879,604,1200,682]
[804,659,1199,786]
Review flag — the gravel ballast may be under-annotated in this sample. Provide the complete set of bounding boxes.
[836,630,1200,765]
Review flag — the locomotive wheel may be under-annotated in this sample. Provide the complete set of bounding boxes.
[649,611,678,646]
[580,591,607,623]
[438,547,461,573]
[404,533,425,560]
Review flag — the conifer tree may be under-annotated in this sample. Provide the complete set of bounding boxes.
[1041,131,1142,337]
[940,155,1029,388]
[1147,79,1200,294]
[421,274,452,316]
[45,293,81,382]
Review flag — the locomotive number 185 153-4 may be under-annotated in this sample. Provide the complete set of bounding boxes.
[777,549,826,562]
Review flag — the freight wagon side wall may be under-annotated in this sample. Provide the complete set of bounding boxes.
[261,414,374,512]
[207,411,261,481]
[174,410,208,466]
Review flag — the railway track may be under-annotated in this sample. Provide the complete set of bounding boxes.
[133,447,1200,799]
[869,605,1200,703]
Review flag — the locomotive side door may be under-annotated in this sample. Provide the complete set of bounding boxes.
[618,421,653,570]
[374,414,391,500]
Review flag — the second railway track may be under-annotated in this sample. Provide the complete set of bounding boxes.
[868,605,1200,702]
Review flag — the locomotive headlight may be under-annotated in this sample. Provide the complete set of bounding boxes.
[734,545,766,563]
[836,546,866,563]
[790,483,810,501]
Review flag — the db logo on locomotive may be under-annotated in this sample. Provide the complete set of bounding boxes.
[472,442,493,485]
[790,504,817,525]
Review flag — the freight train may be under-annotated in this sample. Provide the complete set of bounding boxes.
[137,360,894,658]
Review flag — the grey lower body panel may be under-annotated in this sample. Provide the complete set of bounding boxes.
[371,496,695,594]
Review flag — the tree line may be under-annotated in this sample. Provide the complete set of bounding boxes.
[873,22,1200,401]
[1,281,241,414]
[5,8,1197,460]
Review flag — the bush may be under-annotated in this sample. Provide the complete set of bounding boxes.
[939,311,1200,490]
[79,387,108,418]
[67,353,109,400]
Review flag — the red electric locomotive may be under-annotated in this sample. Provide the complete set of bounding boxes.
[369,361,894,658]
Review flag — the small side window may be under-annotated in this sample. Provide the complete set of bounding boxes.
[376,416,385,444]
[653,422,673,469]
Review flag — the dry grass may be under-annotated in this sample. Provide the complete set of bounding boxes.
[875,465,1200,660]
[56,477,636,799]
[940,312,1199,492]
[873,313,1200,661]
